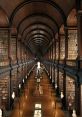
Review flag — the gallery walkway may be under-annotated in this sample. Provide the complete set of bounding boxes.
[9,71,67,117]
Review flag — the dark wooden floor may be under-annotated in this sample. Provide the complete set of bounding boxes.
[9,71,66,117]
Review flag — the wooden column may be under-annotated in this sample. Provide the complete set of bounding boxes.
[77,11,82,68]
[54,40,56,61]
[50,48,51,79]
[75,79,80,115]
[53,41,55,87]
[51,45,53,83]
[56,68,59,95]
[80,84,82,117]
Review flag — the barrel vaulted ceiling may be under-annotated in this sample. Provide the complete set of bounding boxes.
[0,0,76,57]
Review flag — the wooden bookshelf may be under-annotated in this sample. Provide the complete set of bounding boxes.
[53,45,55,60]
[17,41,21,63]
[0,29,9,67]
[60,35,65,60]
[10,35,16,64]
[0,72,10,108]
[59,71,63,92]
[55,68,57,87]
[52,66,54,83]
[18,66,23,83]
[11,69,17,93]
[68,29,77,60]
[56,42,59,60]
[66,75,75,111]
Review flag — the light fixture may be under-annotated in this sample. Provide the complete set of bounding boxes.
[12,91,15,99]
[0,109,2,117]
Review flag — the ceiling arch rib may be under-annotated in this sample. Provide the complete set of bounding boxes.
[27,38,49,52]
[10,4,62,32]
[28,37,49,45]
[18,13,59,34]
[24,33,50,46]
[29,34,49,39]
[28,35,49,42]
[9,0,65,56]
[0,7,9,27]
[10,0,66,26]
[28,35,50,44]
[21,21,54,40]
[24,28,52,42]
[27,34,49,45]
[0,0,76,58]
[24,30,51,44]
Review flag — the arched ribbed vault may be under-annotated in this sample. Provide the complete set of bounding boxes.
[0,0,75,58]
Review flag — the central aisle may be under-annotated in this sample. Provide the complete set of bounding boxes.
[10,71,66,117]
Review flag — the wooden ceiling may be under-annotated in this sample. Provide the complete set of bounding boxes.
[0,0,76,57]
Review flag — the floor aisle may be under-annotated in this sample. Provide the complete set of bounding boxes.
[9,72,66,117]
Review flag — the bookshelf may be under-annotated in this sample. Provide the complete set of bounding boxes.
[56,42,59,60]
[60,35,65,60]
[18,66,23,83]
[55,68,58,87]
[17,41,21,63]
[51,66,54,83]
[11,69,17,93]
[0,29,9,67]
[53,45,55,60]
[68,29,77,60]
[10,36,16,64]
[59,71,63,92]
[66,75,75,110]
[21,47,24,62]
[0,72,10,108]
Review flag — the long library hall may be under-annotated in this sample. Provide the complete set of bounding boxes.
[0,0,82,117]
